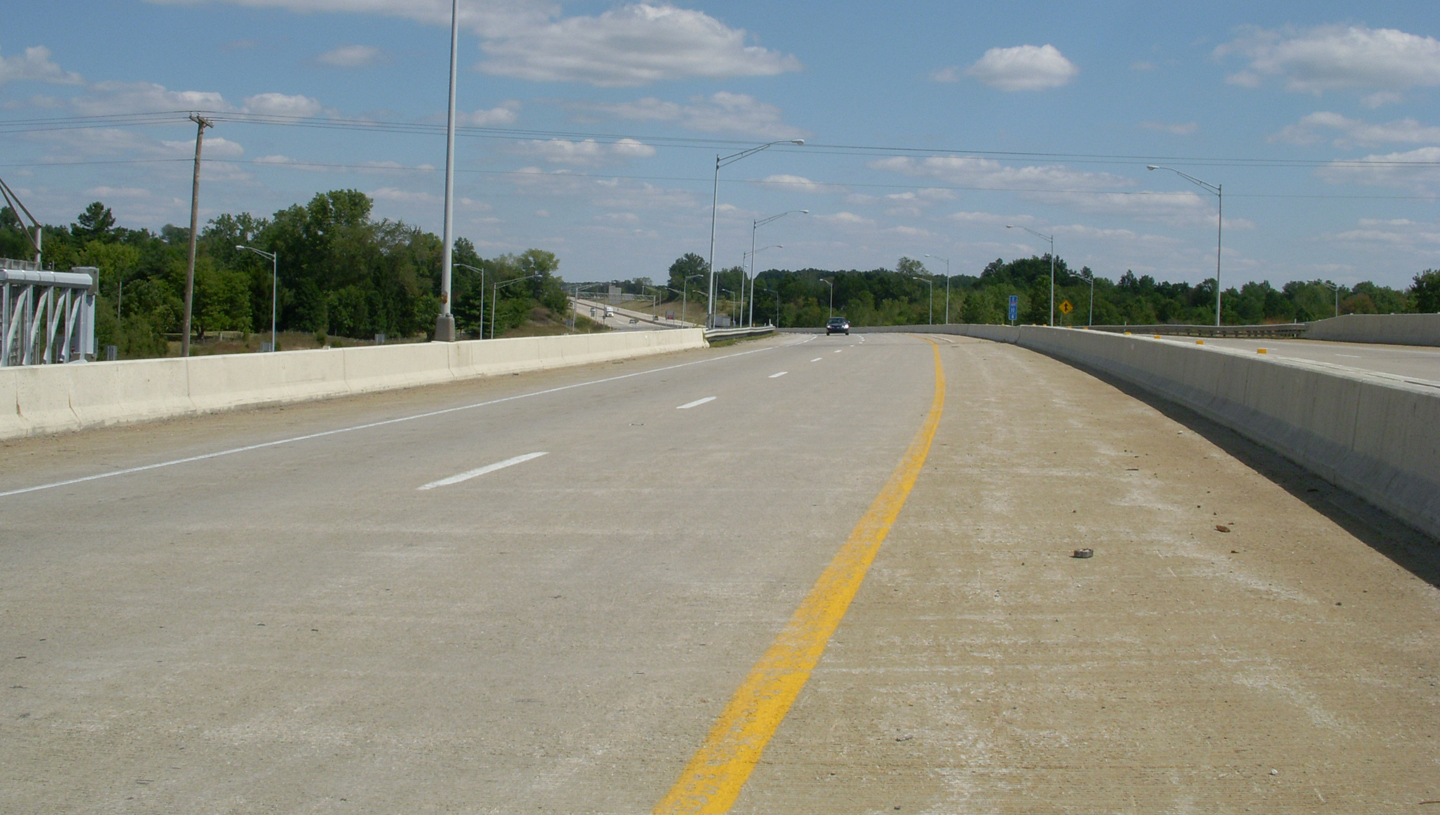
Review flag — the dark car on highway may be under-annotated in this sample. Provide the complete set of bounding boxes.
[826,317,850,335]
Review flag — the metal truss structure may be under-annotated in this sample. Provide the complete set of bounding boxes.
[2,263,98,366]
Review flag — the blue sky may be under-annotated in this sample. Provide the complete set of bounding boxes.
[3,1,1439,288]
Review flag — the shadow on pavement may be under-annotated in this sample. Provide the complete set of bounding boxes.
[1070,361,1440,591]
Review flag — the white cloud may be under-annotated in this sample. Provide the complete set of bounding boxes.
[1322,217,1440,253]
[577,92,802,139]
[1130,61,1157,71]
[1269,112,1440,147]
[947,211,1030,228]
[316,44,389,67]
[514,138,656,166]
[0,46,84,85]
[1217,25,1440,99]
[85,186,152,199]
[69,81,230,116]
[1141,121,1198,135]
[370,187,438,205]
[478,3,801,87]
[461,101,520,126]
[887,225,932,238]
[243,92,325,117]
[816,211,874,227]
[758,175,833,194]
[870,155,1127,193]
[1316,146,1440,192]
[962,44,1077,91]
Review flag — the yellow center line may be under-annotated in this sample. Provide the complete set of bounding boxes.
[654,336,946,815]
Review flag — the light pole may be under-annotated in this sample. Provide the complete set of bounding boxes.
[683,273,703,327]
[1072,267,1095,326]
[707,139,805,328]
[743,244,783,328]
[492,274,542,339]
[910,272,934,325]
[236,245,278,352]
[434,0,461,342]
[1321,280,1339,318]
[721,288,738,326]
[1006,225,1055,326]
[820,278,833,321]
[751,209,807,327]
[455,262,484,337]
[1149,165,1223,326]
[924,254,951,323]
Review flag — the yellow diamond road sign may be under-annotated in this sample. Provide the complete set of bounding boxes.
[1059,299,1074,315]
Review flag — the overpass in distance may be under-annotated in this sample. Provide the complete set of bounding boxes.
[2,331,1437,813]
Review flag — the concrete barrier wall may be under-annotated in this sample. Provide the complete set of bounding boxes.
[1305,313,1440,346]
[1,329,706,440]
[841,323,1438,538]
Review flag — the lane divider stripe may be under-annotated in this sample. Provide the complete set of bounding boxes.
[810,357,822,362]
[768,372,788,379]
[0,342,793,501]
[677,397,717,410]
[417,452,547,491]
[654,336,946,814]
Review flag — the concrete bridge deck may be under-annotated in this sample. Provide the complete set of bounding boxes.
[2,333,1436,813]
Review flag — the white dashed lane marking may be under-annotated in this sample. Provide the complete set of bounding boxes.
[418,452,548,491]
[678,397,717,410]
[769,372,788,379]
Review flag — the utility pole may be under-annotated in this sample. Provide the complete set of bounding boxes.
[181,113,212,357]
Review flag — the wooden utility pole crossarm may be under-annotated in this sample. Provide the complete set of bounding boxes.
[181,113,213,358]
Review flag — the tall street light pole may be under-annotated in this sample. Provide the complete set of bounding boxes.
[821,278,833,321]
[744,244,783,328]
[707,139,805,329]
[751,209,807,328]
[1073,267,1095,327]
[455,263,485,337]
[1149,165,1223,327]
[492,274,542,339]
[236,245,277,352]
[910,273,933,325]
[435,0,460,343]
[924,254,951,324]
[1006,225,1055,326]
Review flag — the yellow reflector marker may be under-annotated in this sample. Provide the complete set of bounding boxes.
[1258,348,1268,354]
[654,337,946,815]
[1196,340,1205,345]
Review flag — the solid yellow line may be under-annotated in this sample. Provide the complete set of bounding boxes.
[654,338,945,815]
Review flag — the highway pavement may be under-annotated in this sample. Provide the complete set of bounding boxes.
[1146,334,1440,383]
[2,332,1437,813]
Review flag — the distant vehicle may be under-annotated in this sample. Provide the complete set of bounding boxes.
[604,306,615,318]
[826,317,850,335]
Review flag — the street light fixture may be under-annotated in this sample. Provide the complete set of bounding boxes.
[1005,225,1055,326]
[924,254,951,324]
[235,245,278,352]
[1071,266,1095,327]
[1321,280,1340,318]
[1148,165,1223,326]
[820,277,834,321]
[750,209,807,327]
[492,274,542,339]
[683,273,704,328]
[909,271,934,325]
[707,139,805,328]
[454,262,484,337]
[743,243,784,328]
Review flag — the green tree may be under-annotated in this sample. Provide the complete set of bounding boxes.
[72,202,117,243]
[1411,270,1440,313]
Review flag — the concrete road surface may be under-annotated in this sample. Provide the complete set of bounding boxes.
[1147,334,1440,383]
[2,333,1437,814]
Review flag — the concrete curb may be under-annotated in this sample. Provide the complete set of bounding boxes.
[1,329,707,440]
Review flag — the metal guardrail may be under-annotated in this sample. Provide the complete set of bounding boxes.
[2,266,98,366]
[704,326,777,341]
[1087,323,1308,339]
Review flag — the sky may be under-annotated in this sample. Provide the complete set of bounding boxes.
[3,1,1439,288]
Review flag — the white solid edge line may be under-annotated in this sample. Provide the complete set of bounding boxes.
[418,452,547,491]
[769,371,788,379]
[0,341,803,501]
[677,396,717,410]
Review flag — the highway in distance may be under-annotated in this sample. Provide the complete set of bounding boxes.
[2,333,1437,813]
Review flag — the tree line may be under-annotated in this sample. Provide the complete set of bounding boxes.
[656,252,1440,328]
[0,191,567,358]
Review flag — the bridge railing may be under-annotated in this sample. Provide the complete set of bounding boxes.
[2,267,98,367]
